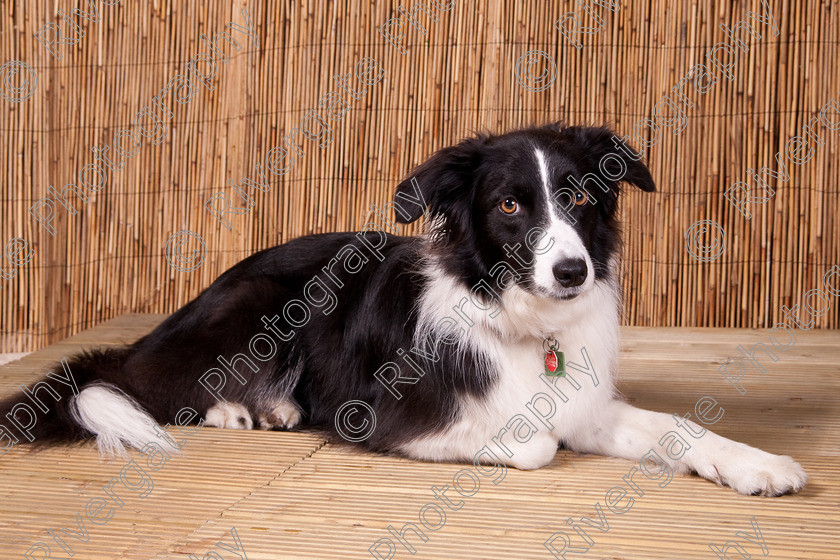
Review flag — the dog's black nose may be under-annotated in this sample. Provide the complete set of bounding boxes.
[553,259,588,288]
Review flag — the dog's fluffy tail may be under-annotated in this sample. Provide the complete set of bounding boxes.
[0,349,178,456]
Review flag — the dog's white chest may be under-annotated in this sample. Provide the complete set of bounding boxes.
[399,335,613,469]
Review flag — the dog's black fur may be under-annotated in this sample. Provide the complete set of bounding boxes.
[2,123,653,454]
[0,125,654,450]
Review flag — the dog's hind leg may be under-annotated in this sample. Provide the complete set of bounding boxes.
[205,402,253,430]
[253,360,304,430]
[257,398,302,430]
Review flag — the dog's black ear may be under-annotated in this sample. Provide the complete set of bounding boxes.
[393,136,485,224]
[565,125,656,193]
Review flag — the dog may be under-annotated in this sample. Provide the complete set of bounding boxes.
[0,123,806,496]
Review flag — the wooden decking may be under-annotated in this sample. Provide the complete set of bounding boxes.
[1,314,838,559]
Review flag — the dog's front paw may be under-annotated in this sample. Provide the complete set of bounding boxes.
[697,445,807,496]
[504,433,559,470]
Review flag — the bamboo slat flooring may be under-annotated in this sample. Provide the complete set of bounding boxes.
[0,314,838,559]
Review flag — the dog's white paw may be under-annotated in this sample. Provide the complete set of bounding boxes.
[205,402,253,430]
[696,444,807,496]
[258,400,301,430]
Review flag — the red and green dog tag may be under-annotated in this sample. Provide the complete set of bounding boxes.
[544,343,565,377]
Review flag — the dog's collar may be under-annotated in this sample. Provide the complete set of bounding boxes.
[542,335,566,377]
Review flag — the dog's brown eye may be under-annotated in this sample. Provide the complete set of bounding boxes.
[500,198,518,214]
[574,190,588,206]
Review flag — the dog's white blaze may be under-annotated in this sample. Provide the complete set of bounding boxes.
[532,148,594,294]
[71,384,180,456]
[535,147,552,203]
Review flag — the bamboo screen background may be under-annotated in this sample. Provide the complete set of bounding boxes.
[0,0,838,352]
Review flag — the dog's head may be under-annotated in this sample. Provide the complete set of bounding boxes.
[394,123,655,301]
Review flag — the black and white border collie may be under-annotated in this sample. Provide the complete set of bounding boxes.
[1,123,806,496]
